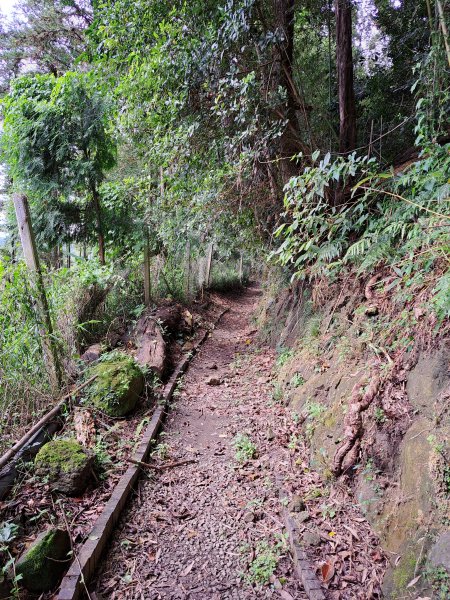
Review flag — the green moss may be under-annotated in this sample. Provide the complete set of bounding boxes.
[15,528,70,592]
[35,439,87,475]
[84,351,144,417]
[392,551,417,597]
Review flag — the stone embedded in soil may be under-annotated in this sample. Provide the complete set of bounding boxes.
[80,343,102,364]
[289,494,305,512]
[429,532,450,572]
[296,511,311,524]
[35,439,93,496]
[15,528,71,593]
[242,511,255,523]
[302,530,321,547]
[84,352,144,417]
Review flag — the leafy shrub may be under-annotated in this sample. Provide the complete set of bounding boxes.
[233,433,258,463]
[273,142,450,323]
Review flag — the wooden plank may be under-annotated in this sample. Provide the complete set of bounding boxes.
[277,479,325,600]
[13,194,62,390]
[282,509,326,600]
[58,406,165,600]
[57,308,228,600]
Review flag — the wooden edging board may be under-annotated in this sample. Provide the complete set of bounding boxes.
[58,308,229,600]
[276,476,325,600]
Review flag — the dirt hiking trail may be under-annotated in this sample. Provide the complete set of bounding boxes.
[93,286,384,600]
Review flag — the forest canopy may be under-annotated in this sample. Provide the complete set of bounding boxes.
[0,0,449,399]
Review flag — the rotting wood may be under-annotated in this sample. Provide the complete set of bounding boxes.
[57,307,229,600]
[134,304,182,377]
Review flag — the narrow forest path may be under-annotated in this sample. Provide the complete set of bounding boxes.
[93,286,308,600]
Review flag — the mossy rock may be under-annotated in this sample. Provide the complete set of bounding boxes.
[35,439,93,496]
[84,351,144,417]
[15,528,71,593]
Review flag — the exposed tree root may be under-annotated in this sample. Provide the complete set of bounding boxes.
[332,371,381,476]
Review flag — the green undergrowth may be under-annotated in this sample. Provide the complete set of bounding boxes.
[273,137,450,327]
[233,433,258,463]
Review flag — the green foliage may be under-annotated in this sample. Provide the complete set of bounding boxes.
[274,140,450,322]
[0,0,91,93]
[272,383,284,404]
[373,407,386,425]
[426,566,450,600]
[276,347,294,367]
[290,373,305,387]
[0,521,19,546]
[1,72,115,196]
[233,433,258,463]
[247,538,285,585]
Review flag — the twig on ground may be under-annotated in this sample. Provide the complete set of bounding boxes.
[128,458,197,471]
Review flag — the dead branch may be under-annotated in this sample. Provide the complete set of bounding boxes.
[128,458,197,471]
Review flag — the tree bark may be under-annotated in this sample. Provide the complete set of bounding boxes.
[91,184,105,265]
[335,0,356,154]
[13,194,62,391]
[273,0,305,184]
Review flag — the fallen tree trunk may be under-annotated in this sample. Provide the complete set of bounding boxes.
[134,304,182,378]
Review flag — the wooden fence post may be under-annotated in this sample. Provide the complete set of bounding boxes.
[205,242,213,288]
[13,194,62,391]
[184,240,191,299]
[238,252,243,283]
[143,229,151,306]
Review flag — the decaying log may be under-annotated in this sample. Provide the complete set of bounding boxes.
[134,304,182,378]
[332,371,381,476]
[73,408,96,449]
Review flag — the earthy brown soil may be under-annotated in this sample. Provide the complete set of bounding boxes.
[93,287,306,599]
[92,286,385,599]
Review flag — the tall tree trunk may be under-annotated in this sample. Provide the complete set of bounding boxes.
[91,184,105,265]
[273,0,304,185]
[335,0,356,154]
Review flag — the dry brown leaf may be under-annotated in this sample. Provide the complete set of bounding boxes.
[321,560,335,582]
[180,561,195,577]
[406,575,421,588]
[279,591,294,600]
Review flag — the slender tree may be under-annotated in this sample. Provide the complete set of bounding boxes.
[335,0,356,154]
